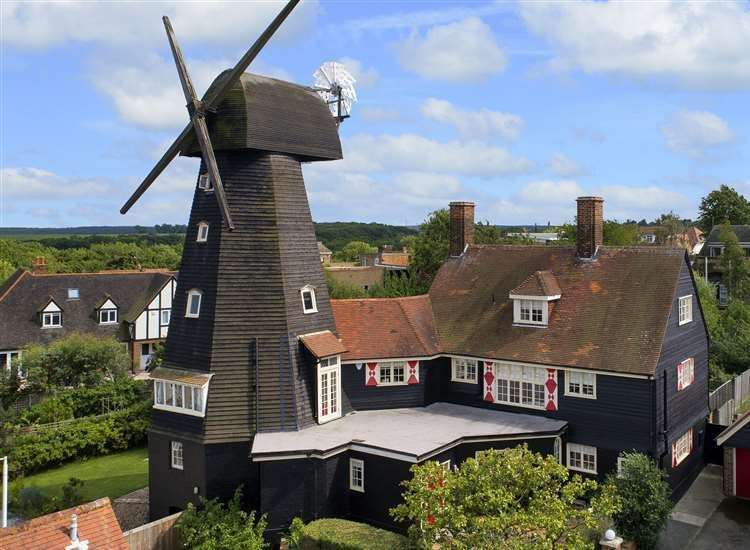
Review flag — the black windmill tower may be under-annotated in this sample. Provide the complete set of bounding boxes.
[120,1,356,518]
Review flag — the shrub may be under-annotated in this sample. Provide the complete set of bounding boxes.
[296,518,409,550]
[9,477,85,519]
[607,452,672,550]
[176,488,267,550]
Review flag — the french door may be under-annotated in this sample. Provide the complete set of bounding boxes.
[318,356,341,423]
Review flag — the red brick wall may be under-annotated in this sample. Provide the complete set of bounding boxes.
[449,202,475,257]
[576,197,604,258]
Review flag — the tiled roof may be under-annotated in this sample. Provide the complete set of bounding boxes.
[331,295,440,361]
[0,269,175,350]
[706,224,750,243]
[299,330,347,359]
[317,241,332,255]
[380,252,410,267]
[509,270,561,297]
[0,497,128,550]
[429,245,687,376]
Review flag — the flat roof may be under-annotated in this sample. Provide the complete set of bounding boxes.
[251,402,566,463]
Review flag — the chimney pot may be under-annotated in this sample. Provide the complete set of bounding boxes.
[449,201,475,257]
[32,256,47,274]
[70,514,79,543]
[576,197,604,259]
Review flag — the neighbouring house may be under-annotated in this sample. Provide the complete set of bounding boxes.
[507,230,560,244]
[696,225,750,305]
[716,410,750,499]
[149,176,708,537]
[318,241,333,265]
[639,226,660,244]
[0,497,128,549]
[325,265,385,291]
[360,245,410,270]
[0,262,176,373]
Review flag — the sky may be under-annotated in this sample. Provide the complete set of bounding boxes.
[1,0,749,228]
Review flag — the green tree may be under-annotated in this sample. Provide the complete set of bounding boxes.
[718,223,750,301]
[0,258,15,284]
[336,240,378,263]
[22,333,130,393]
[655,212,685,245]
[608,452,672,550]
[697,185,750,233]
[556,220,638,246]
[176,488,267,550]
[391,446,620,549]
[714,299,750,376]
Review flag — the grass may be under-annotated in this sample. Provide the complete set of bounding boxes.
[301,518,410,550]
[12,447,148,503]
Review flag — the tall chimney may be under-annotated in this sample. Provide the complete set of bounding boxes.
[576,196,604,259]
[32,256,47,274]
[449,201,475,257]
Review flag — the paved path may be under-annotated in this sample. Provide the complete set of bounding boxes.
[689,497,750,550]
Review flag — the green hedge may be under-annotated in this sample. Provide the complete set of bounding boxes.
[3,401,150,478]
[298,519,409,550]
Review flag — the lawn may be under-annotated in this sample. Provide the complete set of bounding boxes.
[12,447,148,502]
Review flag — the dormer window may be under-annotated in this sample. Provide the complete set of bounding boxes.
[186,289,203,318]
[198,173,213,191]
[68,288,79,300]
[301,285,317,314]
[509,270,561,327]
[98,298,118,325]
[197,222,209,242]
[42,312,62,328]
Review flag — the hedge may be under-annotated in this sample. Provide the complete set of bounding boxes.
[298,519,409,550]
[2,401,150,478]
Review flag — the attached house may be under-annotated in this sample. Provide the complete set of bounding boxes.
[698,224,750,305]
[148,193,709,535]
[0,265,176,372]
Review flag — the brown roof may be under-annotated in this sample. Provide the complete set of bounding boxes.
[429,245,687,376]
[299,330,347,359]
[380,252,410,267]
[0,498,128,550]
[332,295,440,361]
[509,270,561,297]
[150,366,212,386]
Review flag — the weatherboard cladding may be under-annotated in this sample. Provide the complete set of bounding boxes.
[157,150,337,444]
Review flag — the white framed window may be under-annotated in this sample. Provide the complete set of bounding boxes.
[99,309,118,324]
[67,288,80,300]
[678,295,693,325]
[440,459,451,472]
[186,289,202,318]
[378,361,407,385]
[495,363,546,410]
[317,356,341,423]
[161,309,171,326]
[567,443,597,474]
[617,456,625,477]
[566,370,596,399]
[677,358,695,391]
[196,221,209,242]
[554,437,562,464]
[301,286,317,314]
[171,441,184,470]
[451,357,478,383]
[198,173,212,191]
[513,299,547,326]
[672,429,693,467]
[349,458,364,492]
[42,312,62,327]
[154,380,206,416]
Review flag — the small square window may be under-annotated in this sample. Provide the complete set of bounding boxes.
[678,295,693,325]
[42,312,62,327]
[349,458,364,492]
[567,443,597,474]
[301,287,317,314]
[99,309,117,324]
[198,174,212,191]
[171,441,184,470]
[197,222,209,242]
[68,288,79,300]
[451,358,478,383]
[186,290,202,318]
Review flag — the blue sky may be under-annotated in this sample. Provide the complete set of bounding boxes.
[2,1,749,228]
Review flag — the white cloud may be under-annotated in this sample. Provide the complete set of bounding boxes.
[662,110,735,158]
[520,1,750,90]
[596,185,689,211]
[336,57,379,89]
[547,153,584,177]
[2,1,319,49]
[396,17,507,83]
[516,180,583,205]
[359,106,402,122]
[1,167,111,198]
[421,98,523,140]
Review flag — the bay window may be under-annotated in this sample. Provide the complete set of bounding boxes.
[154,379,206,416]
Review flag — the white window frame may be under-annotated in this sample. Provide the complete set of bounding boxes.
[440,459,451,472]
[185,289,202,318]
[198,173,213,191]
[171,441,184,470]
[317,356,341,423]
[678,295,693,325]
[153,380,207,417]
[99,308,118,324]
[617,456,625,477]
[673,429,692,467]
[565,370,596,399]
[677,358,695,391]
[567,443,597,474]
[349,458,364,492]
[161,309,171,326]
[495,363,547,410]
[42,311,62,328]
[377,361,407,386]
[451,357,478,384]
[67,288,80,300]
[301,285,318,314]
[196,221,209,242]
[512,298,548,326]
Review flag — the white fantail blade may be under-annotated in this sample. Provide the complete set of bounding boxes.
[313,61,357,119]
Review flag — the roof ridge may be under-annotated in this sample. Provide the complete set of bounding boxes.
[31,269,175,277]
[0,269,29,303]
[331,294,430,303]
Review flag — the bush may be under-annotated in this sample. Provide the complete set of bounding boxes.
[293,518,409,550]
[3,401,150,478]
[607,452,672,550]
[10,477,86,519]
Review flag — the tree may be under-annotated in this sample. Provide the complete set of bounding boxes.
[336,240,377,263]
[557,220,638,246]
[718,223,750,302]
[176,488,267,550]
[713,299,750,376]
[391,446,620,549]
[0,259,15,285]
[697,185,750,233]
[608,452,672,550]
[655,212,685,245]
[22,333,130,393]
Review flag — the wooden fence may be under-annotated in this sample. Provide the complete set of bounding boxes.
[20,411,115,434]
[123,511,182,550]
[709,367,750,425]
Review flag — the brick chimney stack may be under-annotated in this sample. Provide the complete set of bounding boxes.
[32,256,47,274]
[449,202,475,257]
[576,197,604,259]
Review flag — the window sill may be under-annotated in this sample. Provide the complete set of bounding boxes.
[171,464,184,471]
[567,465,597,475]
[99,321,118,326]
[303,309,318,314]
[153,403,205,418]
[317,413,341,425]
[564,391,597,400]
[349,486,364,493]
[451,377,477,384]
[512,323,548,329]
[678,319,692,326]
[41,326,62,329]
[377,381,408,387]
[495,400,546,411]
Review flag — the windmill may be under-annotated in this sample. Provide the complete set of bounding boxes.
[312,61,357,124]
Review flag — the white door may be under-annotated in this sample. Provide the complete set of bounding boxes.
[140,343,155,370]
[317,357,341,423]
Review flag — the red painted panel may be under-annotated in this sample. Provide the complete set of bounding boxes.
[736,448,750,499]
